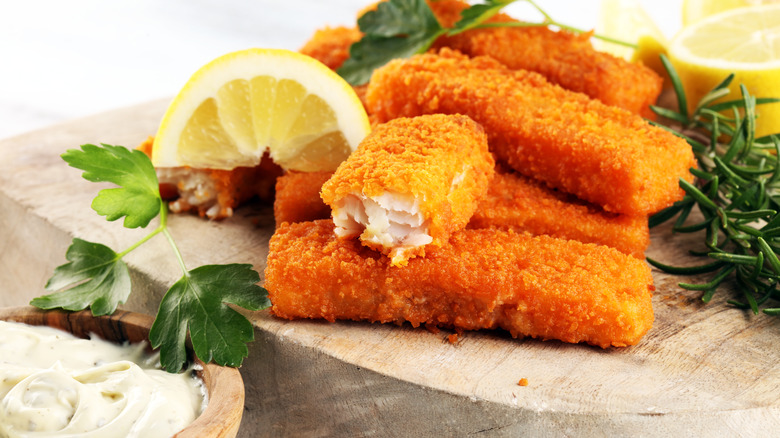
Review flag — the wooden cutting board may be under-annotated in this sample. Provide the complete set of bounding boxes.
[2,100,779,437]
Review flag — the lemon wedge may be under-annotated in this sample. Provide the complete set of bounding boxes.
[152,48,370,171]
[682,0,780,25]
[595,0,669,79]
[668,5,780,137]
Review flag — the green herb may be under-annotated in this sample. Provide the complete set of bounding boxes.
[36,239,131,316]
[337,0,447,86]
[31,144,270,372]
[337,0,635,86]
[149,264,264,369]
[648,55,780,315]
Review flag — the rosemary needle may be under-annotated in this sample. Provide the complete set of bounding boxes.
[649,54,780,316]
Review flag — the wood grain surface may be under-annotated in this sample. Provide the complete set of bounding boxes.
[0,306,244,438]
[1,101,780,437]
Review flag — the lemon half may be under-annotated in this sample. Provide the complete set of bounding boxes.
[152,48,370,171]
[669,5,780,137]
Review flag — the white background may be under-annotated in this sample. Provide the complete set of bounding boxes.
[0,0,680,140]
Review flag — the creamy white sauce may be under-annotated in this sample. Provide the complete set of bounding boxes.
[0,321,206,438]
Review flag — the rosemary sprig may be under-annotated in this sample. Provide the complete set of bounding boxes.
[649,54,780,315]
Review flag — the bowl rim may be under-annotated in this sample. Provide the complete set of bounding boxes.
[0,306,244,438]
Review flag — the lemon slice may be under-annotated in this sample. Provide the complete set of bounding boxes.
[594,0,669,79]
[669,5,780,137]
[682,0,780,25]
[152,48,370,171]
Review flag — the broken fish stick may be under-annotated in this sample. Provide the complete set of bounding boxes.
[274,170,333,225]
[138,137,281,219]
[320,114,494,265]
[366,49,696,216]
[266,220,655,348]
[425,0,662,117]
[468,169,649,258]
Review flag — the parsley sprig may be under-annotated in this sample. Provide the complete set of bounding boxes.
[337,0,636,86]
[31,144,270,372]
[337,0,449,86]
[648,55,780,315]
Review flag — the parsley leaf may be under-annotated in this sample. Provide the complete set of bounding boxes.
[357,0,441,37]
[62,143,161,228]
[337,0,445,86]
[32,238,131,316]
[448,0,518,35]
[149,264,270,371]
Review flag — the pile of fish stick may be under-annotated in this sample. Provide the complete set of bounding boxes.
[149,0,696,347]
[266,0,697,348]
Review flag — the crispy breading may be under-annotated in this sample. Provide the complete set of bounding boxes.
[427,0,662,117]
[298,26,362,71]
[321,114,494,265]
[467,168,649,258]
[274,170,333,225]
[366,49,695,216]
[137,135,155,157]
[266,220,655,348]
[273,167,649,257]
[298,1,660,116]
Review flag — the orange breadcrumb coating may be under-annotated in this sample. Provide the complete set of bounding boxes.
[321,114,494,264]
[300,1,660,116]
[273,168,649,257]
[468,167,650,258]
[274,170,333,226]
[299,26,362,71]
[137,137,282,219]
[265,220,655,348]
[366,49,696,216]
[427,0,662,117]
[137,135,155,157]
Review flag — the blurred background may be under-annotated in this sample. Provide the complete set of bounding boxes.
[0,0,680,139]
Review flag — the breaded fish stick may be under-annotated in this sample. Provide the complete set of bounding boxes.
[137,137,281,219]
[467,168,649,258]
[321,114,494,265]
[273,168,649,257]
[266,220,655,348]
[366,50,695,216]
[274,170,333,225]
[427,0,662,117]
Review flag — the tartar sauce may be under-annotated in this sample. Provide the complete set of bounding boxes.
[0,321,206,438]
